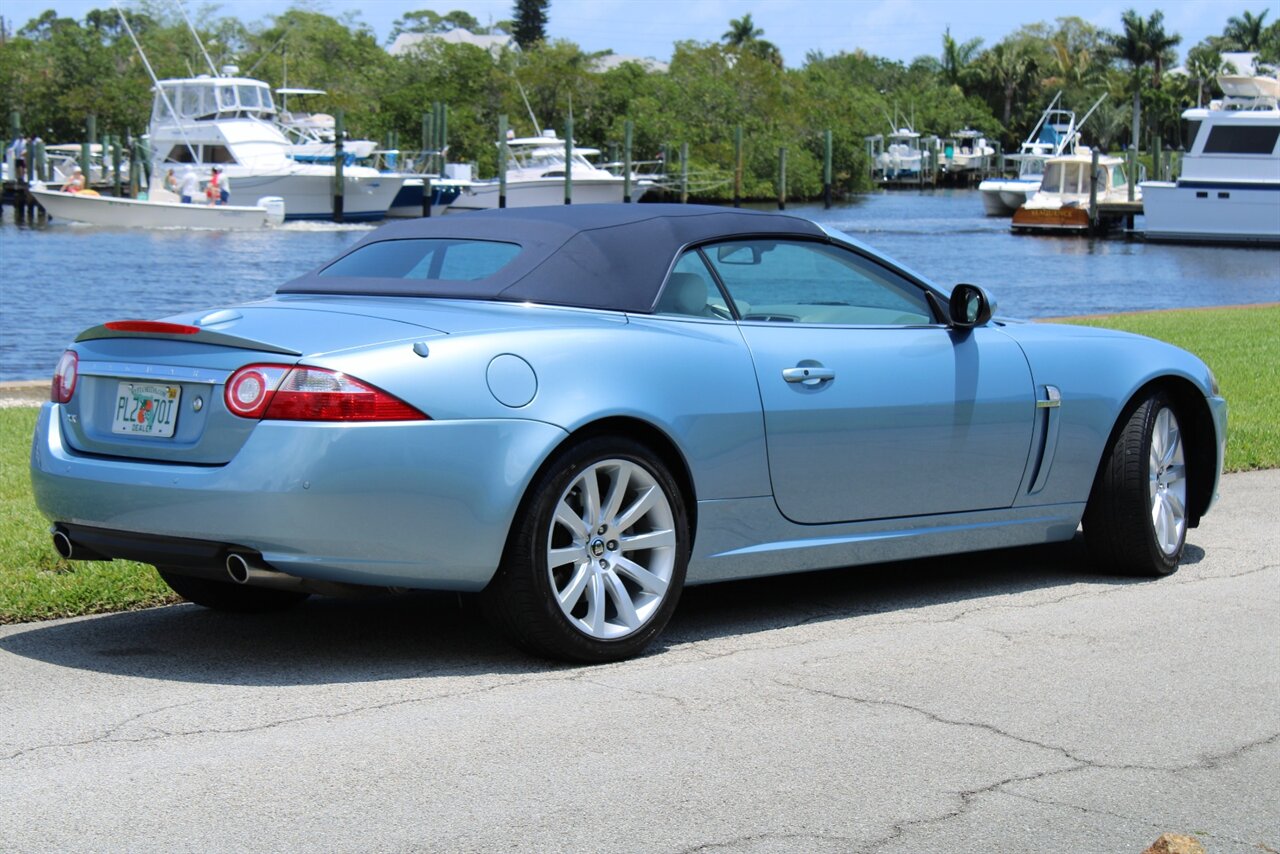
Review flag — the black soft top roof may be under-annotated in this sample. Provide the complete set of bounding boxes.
[277,204,827,313]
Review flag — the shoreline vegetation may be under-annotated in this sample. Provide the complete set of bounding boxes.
[2,7,1278,202]
[0,303,1274,625]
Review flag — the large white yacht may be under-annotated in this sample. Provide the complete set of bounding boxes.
[448,130,653,211]
[1141,74,1280,244]
[149,72,404,221]
[979,94,1108,216]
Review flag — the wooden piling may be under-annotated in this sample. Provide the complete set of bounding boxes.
[623,120,633,203]
[564,113,573,204]
[733,125,743,208]
[128,133,139,198]
[679,142,689,204]
[823,129,833,209]
[111,134,123,198]
[1154,137,1162,183]
[83,114,95,179]
[777,147,787,211]
[1088,147,1100,233]
[498,113,508,209]
[333,109,345,222]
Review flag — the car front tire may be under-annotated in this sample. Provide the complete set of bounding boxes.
[483,436,690,663]
[1083,391,1188,576]
[158,569,311,613]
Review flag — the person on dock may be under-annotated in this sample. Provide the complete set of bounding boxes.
[178,166,200,204]
[7,136,27,183]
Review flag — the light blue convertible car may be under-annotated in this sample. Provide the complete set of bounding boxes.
[30,205,1227,661]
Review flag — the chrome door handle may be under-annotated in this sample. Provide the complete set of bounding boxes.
[782,366,835,384]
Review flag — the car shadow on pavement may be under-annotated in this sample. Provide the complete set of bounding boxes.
[0,534,1203,686]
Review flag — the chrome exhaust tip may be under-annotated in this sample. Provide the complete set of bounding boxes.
[52,529,74,559]
[226,552,252,584]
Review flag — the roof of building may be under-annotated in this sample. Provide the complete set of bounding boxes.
[388,28,513,57]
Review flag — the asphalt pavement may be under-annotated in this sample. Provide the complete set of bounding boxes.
[1,470,1276,853]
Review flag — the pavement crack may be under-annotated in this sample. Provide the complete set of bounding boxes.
[670,832,856,853]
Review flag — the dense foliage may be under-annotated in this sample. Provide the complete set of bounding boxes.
[1,4,1276,199]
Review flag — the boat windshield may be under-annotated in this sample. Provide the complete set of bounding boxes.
[1041,162,1091,194]
[153,81,275,123]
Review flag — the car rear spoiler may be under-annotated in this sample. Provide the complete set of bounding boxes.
[75,321,302,356]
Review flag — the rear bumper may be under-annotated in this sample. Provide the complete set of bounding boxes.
[30,404,567,591]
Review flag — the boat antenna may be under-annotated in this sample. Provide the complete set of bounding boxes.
[514,78,542,136]
[175,0,219,76]
[114,2,199,164]
[1069,93,1109,149]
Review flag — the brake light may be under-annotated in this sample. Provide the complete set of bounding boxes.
[104,320,201,335]
[51,350,78,403]
[223,364,427,422]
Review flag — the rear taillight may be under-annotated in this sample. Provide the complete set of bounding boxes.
[52,350,78,403]
[103,320,200,335]
[223,364,427,422]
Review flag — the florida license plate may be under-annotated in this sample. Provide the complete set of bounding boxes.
[112,382,181,438]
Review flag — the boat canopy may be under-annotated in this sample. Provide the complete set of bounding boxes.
[152,77,277,124]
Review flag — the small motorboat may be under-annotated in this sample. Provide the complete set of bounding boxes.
[30,185,285,230]
[1011,147,1138,233]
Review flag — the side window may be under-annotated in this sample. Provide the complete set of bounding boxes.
[654,251,731,319]
[704,240,933,325]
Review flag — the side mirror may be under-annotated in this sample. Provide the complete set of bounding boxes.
[948,283,995,328]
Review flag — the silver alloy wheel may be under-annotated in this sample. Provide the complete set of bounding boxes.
[1149,406,1187,556]
[546,458,677,640]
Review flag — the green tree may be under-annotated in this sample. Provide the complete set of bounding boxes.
[721,14,782,66]
[1106,9,1181,149]
[513,0,549,49]
[940,26,982,90]
[1223,10,1268,51]
[1184,42,1234,107]
[978,41,1038,131]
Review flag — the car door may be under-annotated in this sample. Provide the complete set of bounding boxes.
[697,239,1035,525]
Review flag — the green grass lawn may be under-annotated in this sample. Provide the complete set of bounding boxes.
[0,407,176,624]
[1061,304,1279,473]
[1,303,1275,624]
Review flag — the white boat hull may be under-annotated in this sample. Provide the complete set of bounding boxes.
[1142,181,1280,244]
[218,172,403,221]
[31,188,270,230]
[977,178,1040,216]
[448,177,652,211]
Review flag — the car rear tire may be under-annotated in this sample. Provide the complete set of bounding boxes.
[483,436,690,663]
[157,569,310,613]
[1083,391,1188,576]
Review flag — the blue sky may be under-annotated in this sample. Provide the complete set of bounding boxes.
[3,0,1267,66]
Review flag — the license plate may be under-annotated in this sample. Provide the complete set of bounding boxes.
[112,382,181,438]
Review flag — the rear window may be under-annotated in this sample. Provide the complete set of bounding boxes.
[319,239,522,281]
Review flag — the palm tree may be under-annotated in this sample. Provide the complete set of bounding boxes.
[721,14,782,67]
[1184,43,1233,107]
[1144,10,1182,88]
[980,42,1036,127]
[1111,9,1152,151]
[1224,10,1268,51]
[722,14,763,48]
[941,27,983,90]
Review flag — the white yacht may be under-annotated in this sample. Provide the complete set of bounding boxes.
[979,93,1106,216]
[448,131,653,211]
[148,71,404,221]
[941,129,994,174]
[1141,74,1280,244]
[1012,147,1139,233]
[875,127,930,179]
[275,88,379,163]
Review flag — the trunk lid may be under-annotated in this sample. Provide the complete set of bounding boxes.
[62,305,442,464]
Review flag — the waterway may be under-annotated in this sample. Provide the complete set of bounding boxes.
[2,189,1277,381]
